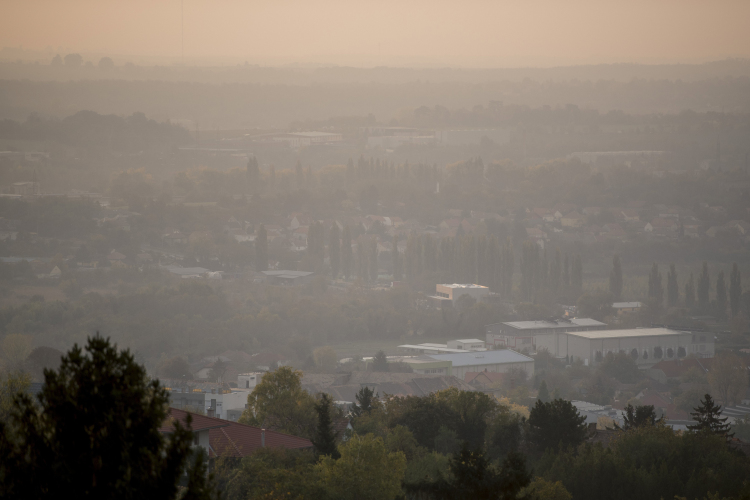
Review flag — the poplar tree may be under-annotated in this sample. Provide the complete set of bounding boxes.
[255,224,268,272]
[685,273,696,309]
[550,248,561,292]
[341,225,352,279]
[329,223,340,278]
[729,263,742,318]
[609,254,623,300]
[667,263,679,307]
[648,263,663,306]
[392,235,402,281]
[571,255,583,297]
[312,393,340,459]
[369,237,378,283]
[563,255,570,290]
[698,262,710,308]
[716,271,728,318]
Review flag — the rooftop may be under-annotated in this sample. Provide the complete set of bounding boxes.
[438,283,488,289]
[612,302,643,308]
[499,318,607,330]
[566,327,689,339]
[427,349,533,367]
[261,270,314,277]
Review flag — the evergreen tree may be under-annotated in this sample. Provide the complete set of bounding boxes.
[312,393,340,459]
[350,386,377,417]
[537,380,551,403]
[392,235,402,281]
[619,404,661,430]
[329,223,340,278]
[356,237,367,282]
[667,263,679,307]
[503,239,514,298]
[685,273,696,308]
[268,164,276,190]
[341,225,352,279]
[609,254,623,300]
[698,262,710,309]
[563,255,570,290]
[716,270,728,318]
[688,394,733,441]
[528,399,588,452]
[372,350,388,372]
[729,263,742,318]
[255,224,268,272]
[0,336,212,499]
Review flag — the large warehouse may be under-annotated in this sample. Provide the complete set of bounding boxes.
[485,318,607,350]
[537,328,714,368]
[422,350,535,379]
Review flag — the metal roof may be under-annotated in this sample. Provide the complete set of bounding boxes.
[262,270,314,277]
[427,349,533,367]
[500,318,607,330]
[566,328,689,339]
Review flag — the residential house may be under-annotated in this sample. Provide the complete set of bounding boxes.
[561,211,585,228]
[620,210,640,222]
[162,408,312,459]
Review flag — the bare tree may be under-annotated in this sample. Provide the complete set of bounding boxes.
[708,352,748,406]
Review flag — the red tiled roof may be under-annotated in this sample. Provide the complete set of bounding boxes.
[162,408,312,458]
[650,358,713,378]
[159,408,230,433]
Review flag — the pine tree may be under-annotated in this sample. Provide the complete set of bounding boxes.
[730,263,742,318]
[687,393,734,441]
[563,254,570,290]
[685,273,696,309]
[341,225,352,279]
[667,263,679,307]
[350,386,377,417]
[312,393,340,459]
[716,270,728,318]
[372,350,388,372]
[329,223,340,278]
[698,262,710,308]
[609,254,623,300]
[255,224,268,272]
[537,380,550,403]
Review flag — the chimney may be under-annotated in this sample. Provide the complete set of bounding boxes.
[261,429,265,448]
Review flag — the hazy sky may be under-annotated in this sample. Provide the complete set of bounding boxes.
[2,0,750,67]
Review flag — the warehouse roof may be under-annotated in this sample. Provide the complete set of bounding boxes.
[500,318,606,330]
[427,349,533,367]
[566,328,688,339]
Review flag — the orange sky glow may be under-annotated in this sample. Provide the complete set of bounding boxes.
[2,0,749,67]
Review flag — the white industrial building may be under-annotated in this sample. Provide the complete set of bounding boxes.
[399,338,486,355]
[537,328,714,368]
[425,350,534,379]
[431,283,490,307]
[485,318,607,350]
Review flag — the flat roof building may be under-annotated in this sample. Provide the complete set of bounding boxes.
[261,270,314,286]
[486,318,607,350]
[425,350,534,379]
[430,284,489,307]
[536,328,714,368]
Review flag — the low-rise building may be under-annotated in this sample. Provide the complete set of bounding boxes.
[545,328,714,368]
[423,350,534,379]
[430,283,490,307]
[485,318,607,350]
[612,302,642,315]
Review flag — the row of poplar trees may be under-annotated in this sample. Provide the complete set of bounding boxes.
[609,254,743,318]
